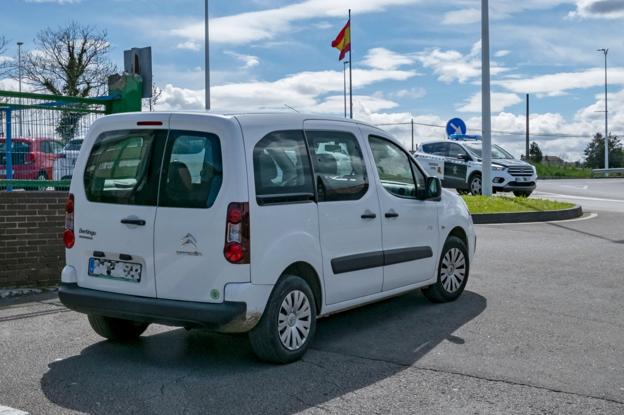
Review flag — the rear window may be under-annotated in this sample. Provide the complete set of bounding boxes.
[84,129,166,206]
[0,141,31,166]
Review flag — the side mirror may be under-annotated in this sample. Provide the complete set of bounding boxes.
[423,176,442,200]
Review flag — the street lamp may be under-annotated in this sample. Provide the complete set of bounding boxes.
[481,0,492,196]
[205,0,210,110]
[343,60,350,118]
[597,48,609,170]
[17,41,23,138]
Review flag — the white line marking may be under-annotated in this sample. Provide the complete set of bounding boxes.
[534,192,624,203]
[0,405,29,415]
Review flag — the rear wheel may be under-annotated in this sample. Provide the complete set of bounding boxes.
[513,190,532,197]
[249,275,316,364]
[469,173,482,195]
[88,314,149,341]
[423,236,469,303]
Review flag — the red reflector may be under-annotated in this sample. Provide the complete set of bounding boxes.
[224,242,244,263]
[65,195,74,214]
[137,121,163,126]
[227,206,243,224]
[63,229,75,249]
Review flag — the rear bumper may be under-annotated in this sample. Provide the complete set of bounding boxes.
[59,282,247,329]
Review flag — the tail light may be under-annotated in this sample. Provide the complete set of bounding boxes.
[25,153,36,164]
[224,202,250,264]
[63,193,75,249]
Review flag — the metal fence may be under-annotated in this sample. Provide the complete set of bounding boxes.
[0,90,110,191]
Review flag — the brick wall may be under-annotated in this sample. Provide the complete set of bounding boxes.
[0,191,67,288]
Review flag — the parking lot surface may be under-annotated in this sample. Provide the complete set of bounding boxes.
[1,179,623,414]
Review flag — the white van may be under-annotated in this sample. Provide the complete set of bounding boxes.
[59,112,476,363]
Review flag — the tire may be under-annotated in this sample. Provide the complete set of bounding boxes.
[513,191,532,197]
[457,189,469,195]
[422,236,470,303]
[88,314,149,341]
[468,173,482,195]
[249,275,317,364]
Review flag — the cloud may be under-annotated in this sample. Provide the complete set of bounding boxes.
[416,41,508,84]
[443,0,576,25]
[390,87,427,99]
[495,67,624,96]
[457,92,523,113]
[167,0,420,45]
[442,8,480,25]
[157,62,418,112]
[569,0,624,18]
[224,51,260,69]
[176,41,201,51]
[495,50,511,58]
[0,56,15,65]
[24,0,80,3]
[363,48,415,70]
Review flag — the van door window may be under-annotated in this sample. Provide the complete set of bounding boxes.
[253,130,315,205]
[158,131,222,209]
[84,129,167,205]
[306,130,368,202]
[369,136,418,199]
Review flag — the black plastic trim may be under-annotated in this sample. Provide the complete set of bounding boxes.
[331,246,433,274]
[331,251,384,274]
[384,246,433,266]
[58,283,246,328]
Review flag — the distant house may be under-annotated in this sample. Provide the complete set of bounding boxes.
[543,155,565,165]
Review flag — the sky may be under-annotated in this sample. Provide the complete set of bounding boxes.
[1,0,624,161]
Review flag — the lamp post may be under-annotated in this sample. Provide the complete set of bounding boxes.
[205,0,210,110]
[481,0,492,196]
[17,41,23,138]
[343,60,350,118]
[597,48,609,170]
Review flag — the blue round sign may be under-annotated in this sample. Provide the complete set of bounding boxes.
[446,118,467,137]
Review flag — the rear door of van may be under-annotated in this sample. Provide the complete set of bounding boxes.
[153,114,250,303]
[70,114,170,298]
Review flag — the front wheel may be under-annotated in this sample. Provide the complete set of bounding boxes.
[513,191,532,197]
[469,174,482,195]
[249,275,317,364]
[88,314,149,341]
[423,236,469,303]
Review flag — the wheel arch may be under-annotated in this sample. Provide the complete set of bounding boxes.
[281,261,323,314]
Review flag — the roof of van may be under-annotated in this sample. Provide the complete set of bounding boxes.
[110,111,388,133]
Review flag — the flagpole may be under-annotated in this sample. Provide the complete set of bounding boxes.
[205,0,210,110]
[348,9,353,119]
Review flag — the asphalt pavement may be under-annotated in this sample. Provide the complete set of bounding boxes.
[0,179,623,414]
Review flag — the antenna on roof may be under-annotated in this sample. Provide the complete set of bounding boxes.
[284,104,300,113]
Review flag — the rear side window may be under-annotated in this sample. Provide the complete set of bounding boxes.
[253,130,314,205]
[158,131,222,209]
[84,129,166,205]
[0,141,31,166]
[306,130,368,202]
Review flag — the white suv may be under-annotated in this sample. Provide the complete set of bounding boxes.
[59,112,476,363]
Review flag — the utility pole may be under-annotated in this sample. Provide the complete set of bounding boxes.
[205,0,210,110]
[525,94,529,161]
[343,60,349,118]
[481,0,492,196]
[597,48,608,170]
[17,41,23,138]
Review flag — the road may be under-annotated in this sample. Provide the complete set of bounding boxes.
[0,179,623,414]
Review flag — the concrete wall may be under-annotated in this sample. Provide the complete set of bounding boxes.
[0,192,66,288]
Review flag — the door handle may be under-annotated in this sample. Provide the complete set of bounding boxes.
[385,211,399,218]
[361,210,377,219]
[121,218,146,226]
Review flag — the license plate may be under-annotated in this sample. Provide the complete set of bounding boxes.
[517,177,527,182]
[88,257,142,283]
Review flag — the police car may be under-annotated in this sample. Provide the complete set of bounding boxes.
[413,135,537,197]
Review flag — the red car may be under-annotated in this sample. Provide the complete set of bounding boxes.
[0,137,65,180]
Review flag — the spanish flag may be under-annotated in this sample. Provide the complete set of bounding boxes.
[331,19,351,61]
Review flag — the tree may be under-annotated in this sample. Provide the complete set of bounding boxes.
[143,82,163,112]
[583,133,624,169]
[529,141,543,163]
[21,23,116,141]
[0,36,10,76]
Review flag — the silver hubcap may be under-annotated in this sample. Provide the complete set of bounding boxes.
[441,248,466,293]
[471,177,481,194]
[278,290,311,351]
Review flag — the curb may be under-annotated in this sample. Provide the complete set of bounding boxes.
[471,205,583,224]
